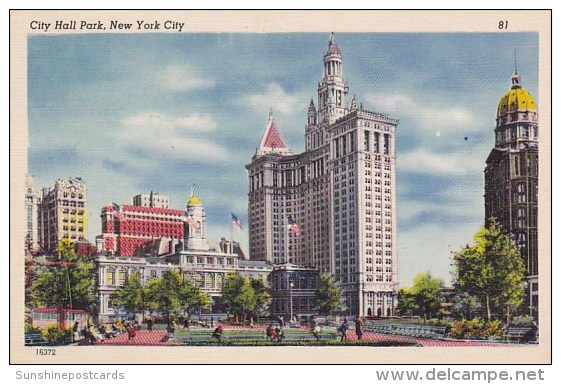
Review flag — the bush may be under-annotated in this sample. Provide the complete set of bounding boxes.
[25,322,41,334]
[482,319,504,338]
[511,316,534,326]
[449,318,503,339]
[42,323,72,345]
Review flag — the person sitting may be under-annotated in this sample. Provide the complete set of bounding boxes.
[167,322,175,339]
[265,324,274,341]
[275,326,285,342]
[312,324,322,341]
[127,325,137,341]
[212,325,224,341]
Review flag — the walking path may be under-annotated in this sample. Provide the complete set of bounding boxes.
[95,328,525,347]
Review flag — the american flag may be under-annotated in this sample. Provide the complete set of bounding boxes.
[287,217,301,236]
[231,213,243,231]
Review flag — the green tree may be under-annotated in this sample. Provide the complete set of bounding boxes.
[412,272,444,320]
[453,218,526,321]
[250,279,271,318]
[396,287,419,317]
[452,291,482,320]
[221,274,256,322]
[314,273,343,315]
[31,239,97,323]
[144,270,209,323]
[396,273,443,320]
[110,272,145,319]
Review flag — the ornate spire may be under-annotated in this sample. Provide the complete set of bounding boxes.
[325,32,341,56]
[350,94,358,111]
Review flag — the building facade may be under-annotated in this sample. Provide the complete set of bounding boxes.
[25,174,41,254]
[246,34,399,316]
[484,70,539,315]
[38,177,88,254]
[97,191,272,322]
[269,263,319,321]
[98,196,184,257]
[133,191,170,208]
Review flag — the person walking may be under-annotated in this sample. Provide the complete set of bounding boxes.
[355,316,365,341]
[127,324,137,341]
[339,317,348,342]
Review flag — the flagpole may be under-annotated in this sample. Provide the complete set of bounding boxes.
[230,214,233,255]
[285,216,289,264]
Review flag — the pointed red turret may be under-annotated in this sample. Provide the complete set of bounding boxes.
[255,110,293,157]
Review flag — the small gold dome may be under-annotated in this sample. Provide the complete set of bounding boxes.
[187,195,202,206]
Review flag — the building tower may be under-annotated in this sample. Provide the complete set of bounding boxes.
[247,34,399,316]
[484,69,539,315]
[24,174,40,254]
[184,186,210,251]
[317,32,349,125]
[38,177,88,254]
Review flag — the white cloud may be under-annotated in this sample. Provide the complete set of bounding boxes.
[246,83,305,116]
[365,93,478,133]
[122,112,217,132]
[398,186,484,223]
[398,148,485,174]
[119,111,227,162]
[159,65,216,92]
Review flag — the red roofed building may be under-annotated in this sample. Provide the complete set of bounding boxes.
[99,202,185,257]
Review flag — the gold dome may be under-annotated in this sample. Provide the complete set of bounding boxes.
[497,73,537,116]
[187,195,202,206]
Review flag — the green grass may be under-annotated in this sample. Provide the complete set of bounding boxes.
[170,339,419,347]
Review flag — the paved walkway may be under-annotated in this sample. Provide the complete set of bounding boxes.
[94,329,523,347]
[97,330,170,346]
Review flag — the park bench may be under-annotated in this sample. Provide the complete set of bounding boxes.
[504,327,536,344]
[173,331,215,343]
[25,333,48,346]
[365,323,448,339]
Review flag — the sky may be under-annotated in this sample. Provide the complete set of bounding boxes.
[27,32,539,287]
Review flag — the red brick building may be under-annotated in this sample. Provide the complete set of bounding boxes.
[99,204,185,257]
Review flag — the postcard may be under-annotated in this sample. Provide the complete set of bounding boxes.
[10,10,551,364]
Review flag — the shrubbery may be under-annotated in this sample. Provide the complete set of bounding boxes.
[511,315,534,326]
[24,322,41,334]
[449,318,503,339]
[42,323,72,345]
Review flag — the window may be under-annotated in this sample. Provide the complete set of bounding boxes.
[117,269,127,285]
[106,268,115,286]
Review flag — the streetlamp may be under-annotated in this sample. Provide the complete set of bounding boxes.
[289,280,294,324]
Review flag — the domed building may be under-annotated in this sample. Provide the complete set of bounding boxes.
[96,188,273,323]
[484,70,539,316]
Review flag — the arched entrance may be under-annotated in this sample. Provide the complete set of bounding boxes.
[367,308,372,316]
[377,308,382,317]
[387,308,391,317]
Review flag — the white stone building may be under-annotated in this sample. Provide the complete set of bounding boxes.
[97,191,272,322]
[246,34,399,316]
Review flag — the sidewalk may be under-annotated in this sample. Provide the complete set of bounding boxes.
[93,328,525,347]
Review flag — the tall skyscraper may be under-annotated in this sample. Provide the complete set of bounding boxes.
[484,69,539,314]
[246,34,399,316]
[38,177,88,254]
[24,174,40,254]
